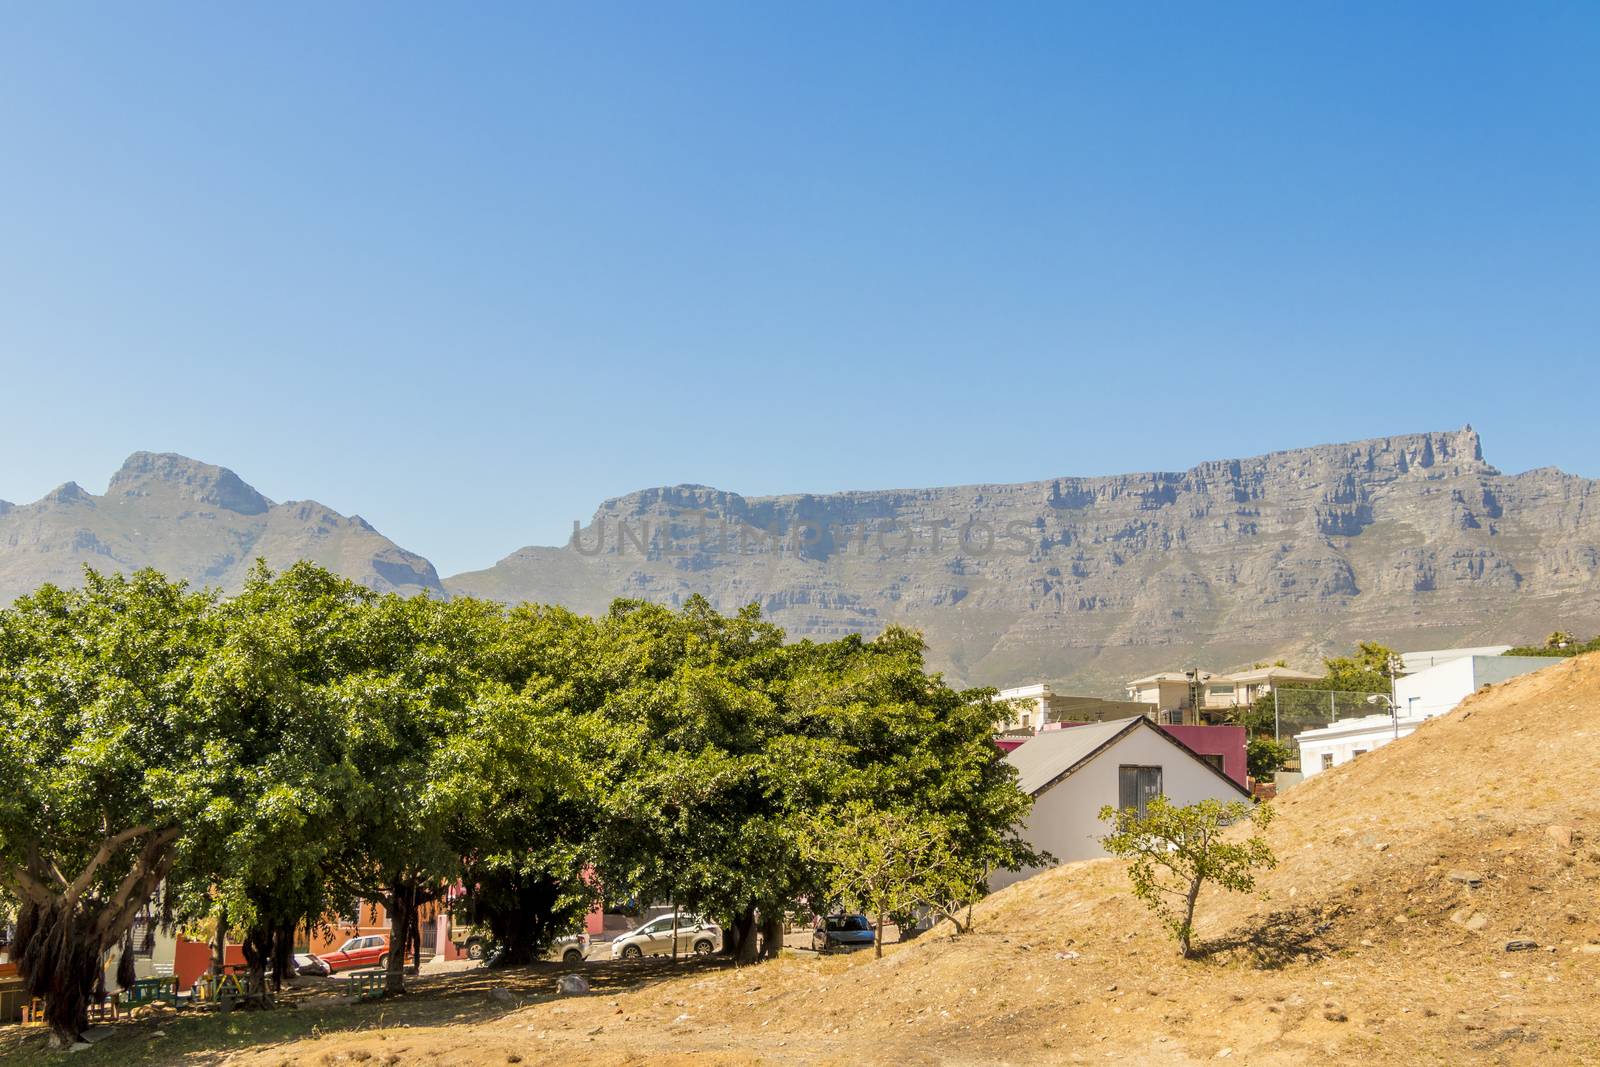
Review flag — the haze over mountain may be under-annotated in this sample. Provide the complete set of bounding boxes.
[5,430,1597,694]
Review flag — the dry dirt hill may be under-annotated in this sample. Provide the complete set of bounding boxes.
[227,654,1600,1065]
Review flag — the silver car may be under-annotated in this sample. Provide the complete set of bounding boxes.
[609,914,722,959]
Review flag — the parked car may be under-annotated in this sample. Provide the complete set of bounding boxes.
[295,952,333,977]
[318,934,389,973]
[460,926,589,965]
[454,925,492,961]
[550,934,588,965]
[610,914,722,959]
[269,952,332,978]
[812,913,875,953]
[482,933,590,968]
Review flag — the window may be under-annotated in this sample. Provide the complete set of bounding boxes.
[1118,765,1163,817]
[1200,753,1226,773]
[1352,749,1368,758]
[1321,753,1334,771]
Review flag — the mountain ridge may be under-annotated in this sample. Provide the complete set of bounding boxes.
[447,426,1600,692]
[5,430,1597,695]
[0,451,442,603]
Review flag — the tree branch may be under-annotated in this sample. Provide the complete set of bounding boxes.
[65,824,158,908]
[92,827,181,941]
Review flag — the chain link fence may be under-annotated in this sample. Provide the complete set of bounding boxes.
[1271,688,1392,742]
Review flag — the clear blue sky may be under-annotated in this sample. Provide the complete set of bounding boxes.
[3,3,1596,576]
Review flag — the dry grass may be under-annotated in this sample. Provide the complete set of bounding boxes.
[16,654,1600,1064]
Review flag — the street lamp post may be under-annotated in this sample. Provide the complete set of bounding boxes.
[1366,693,1398,740]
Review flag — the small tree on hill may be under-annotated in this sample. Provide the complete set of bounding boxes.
[799,802,971,958]
[1098,797,1276,958]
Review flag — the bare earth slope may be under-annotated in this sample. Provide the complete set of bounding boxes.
[228,653,1600,1066]
[0,452,442,601]
[447,427,1600,691]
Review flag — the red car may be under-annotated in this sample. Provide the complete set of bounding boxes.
[318,934,390,973]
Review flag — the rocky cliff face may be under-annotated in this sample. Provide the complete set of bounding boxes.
[0,452,443,601]
[446,428,1600,693]
[7,432,1595,695]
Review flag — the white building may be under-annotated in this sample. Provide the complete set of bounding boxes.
[1296,654,1556,778]
[992,717,1251,890]
[1398,645,1512,675]
[995,683,1052,732]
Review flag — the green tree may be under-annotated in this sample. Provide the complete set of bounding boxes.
[441,681,605,965]
[1319,641,1399,694]
[327,592,501,994]
[169,562,375,992]
[799,802,971,957]
[1245,735,1293,780]
[1098,796,1276,958]
[0,570,217,1046]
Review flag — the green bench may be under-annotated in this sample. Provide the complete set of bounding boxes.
[347,972,386,1000]
[120,976,178,1011]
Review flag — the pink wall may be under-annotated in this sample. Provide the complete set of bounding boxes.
[1157,723,1248,787]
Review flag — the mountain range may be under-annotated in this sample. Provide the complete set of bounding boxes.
[5,429,1597,695]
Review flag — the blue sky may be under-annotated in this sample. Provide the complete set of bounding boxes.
[2,3,1596,576]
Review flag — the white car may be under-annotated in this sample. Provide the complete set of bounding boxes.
[609,915,722,959]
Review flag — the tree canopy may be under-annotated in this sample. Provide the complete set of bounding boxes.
[0,564,1038,1039]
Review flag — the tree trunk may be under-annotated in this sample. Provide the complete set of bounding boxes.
[116,927,137,990]
[15,899,98,1048]
[385,883,412,995]
[242,924,273,993]
[733,905,760,965]
[874,912,885,959]
[212,908,229,976]
[1180,874,1202,958]
[759,911,784,960]
[270,922,296,992]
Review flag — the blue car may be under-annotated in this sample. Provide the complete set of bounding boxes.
[812,913,875,953]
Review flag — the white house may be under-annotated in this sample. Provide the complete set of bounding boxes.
[1393,654,1555,720]
[992,716,1251,891]
[1398,645,1512,675]
[1296,654,1556,778]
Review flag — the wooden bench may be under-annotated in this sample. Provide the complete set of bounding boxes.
[347,972,386,1000]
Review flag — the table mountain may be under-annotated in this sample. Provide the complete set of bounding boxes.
[445,427,1600,693]
[0,452,443,602]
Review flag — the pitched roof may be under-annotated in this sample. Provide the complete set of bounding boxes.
[1004,716,1252,799]
[1004,719,1137,795]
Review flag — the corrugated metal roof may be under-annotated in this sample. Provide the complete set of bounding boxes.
[1003,718,1142,795]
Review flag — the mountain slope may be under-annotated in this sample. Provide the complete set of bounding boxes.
[0,452,443,601]
[446,427,1600,692]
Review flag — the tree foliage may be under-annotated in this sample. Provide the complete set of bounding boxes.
[1318,641,1400,694]
[799,802,976,957]
[1245,735,1293,780]
[0,571,217,1045]
[0,563,1041,1025]
[1506,632,1600,658]
[1099,797,1276,958]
